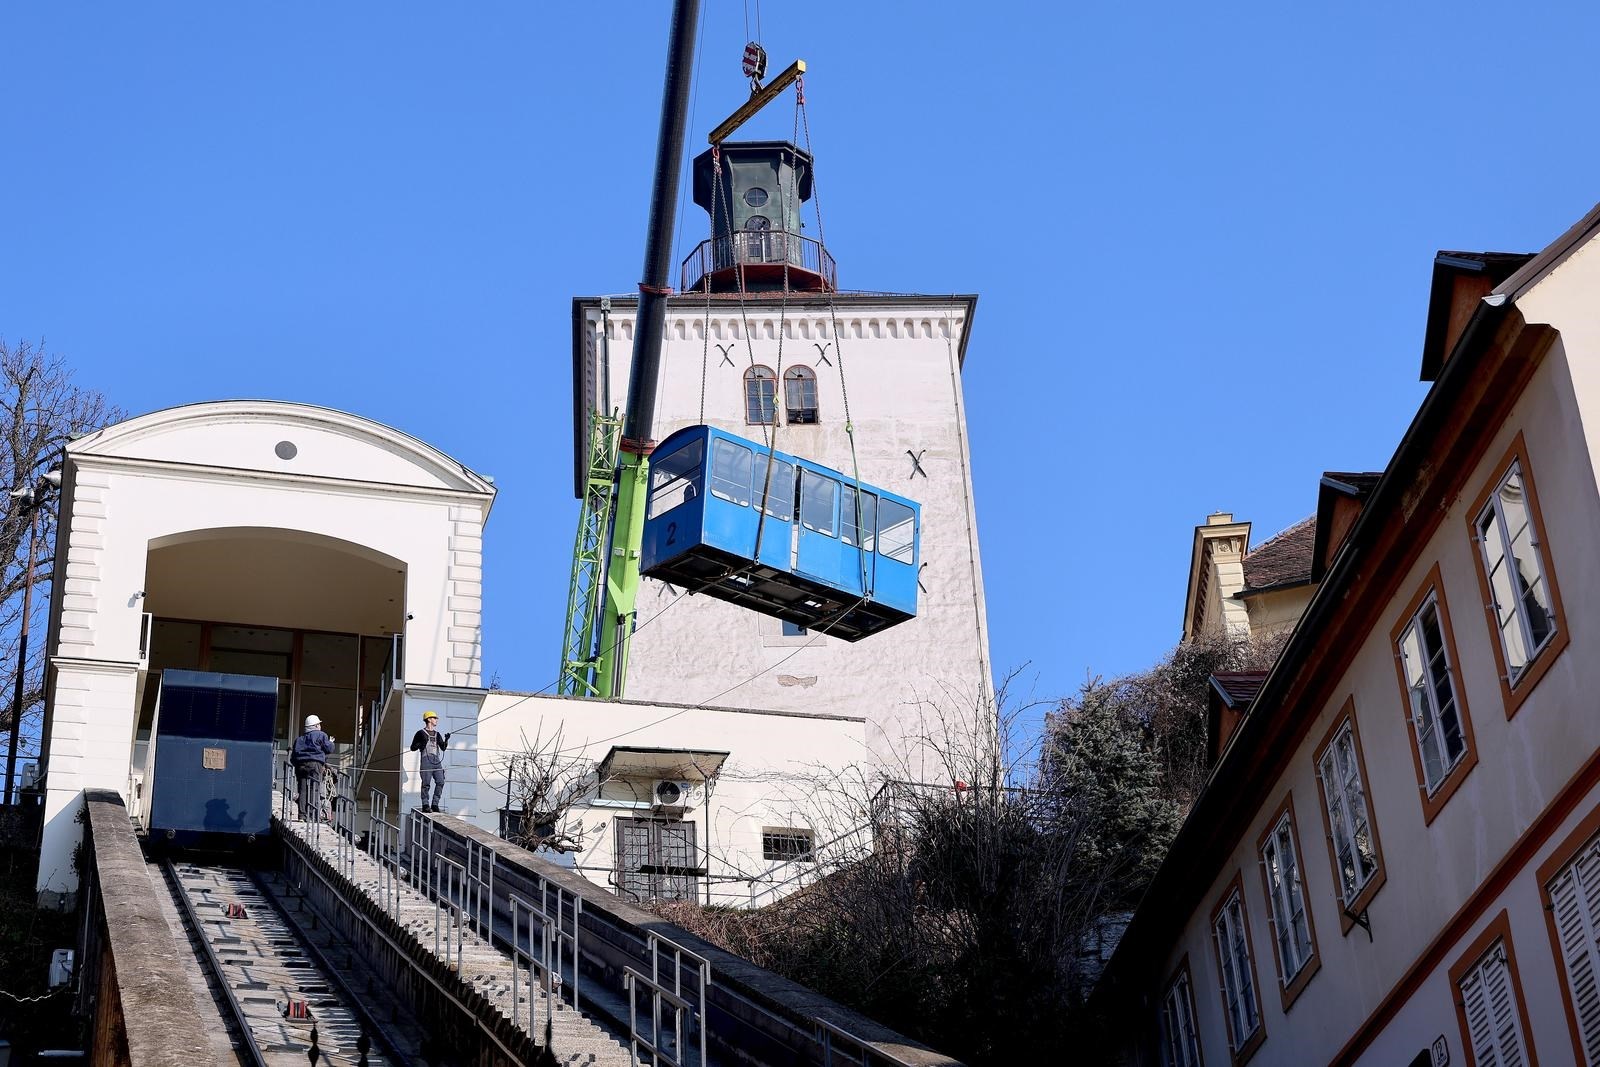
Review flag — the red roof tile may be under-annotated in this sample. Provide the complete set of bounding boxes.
[1210,671,1268,710]
[1242,516,1316,592]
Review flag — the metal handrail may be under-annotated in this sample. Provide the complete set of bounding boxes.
[680,229,837,293]
[814,1017,920,1067]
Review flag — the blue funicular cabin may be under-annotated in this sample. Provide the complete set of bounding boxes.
[640,425,920,641]
[145,669,278,846]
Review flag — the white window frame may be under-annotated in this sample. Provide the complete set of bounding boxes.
[1397,594,1467,794]
[1160,968,1202,1067]
[1458,940,1531,1067]
[1317,723,1379,906]
[1475,459,1557,685]
[1212,889,1260,1051]
[1260,813,1313,983]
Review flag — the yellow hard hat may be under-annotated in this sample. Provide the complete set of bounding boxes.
[422,710,438,721]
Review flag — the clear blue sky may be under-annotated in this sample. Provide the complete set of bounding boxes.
[5,2,1599,710]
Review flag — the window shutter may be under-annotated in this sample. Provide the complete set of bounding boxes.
[1462,943,1527,1067]
[1461,964,1496,1066]
[1551,848,1600,1063]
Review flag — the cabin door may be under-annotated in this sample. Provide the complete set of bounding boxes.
[794,469,843,585]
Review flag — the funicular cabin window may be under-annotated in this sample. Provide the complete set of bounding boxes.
[745,365,777,425]
[785,366,819,424]
[842,488,877,550]
[647,439,702,519]
[756,456,794,521]
[878,499,916,564]
[710,438,754,505]
[801,470,838,535]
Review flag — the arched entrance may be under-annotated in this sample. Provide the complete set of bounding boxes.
[132,528,407,771]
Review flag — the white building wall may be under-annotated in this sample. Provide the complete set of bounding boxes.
[474,691,869,907]
[578,299,993,773]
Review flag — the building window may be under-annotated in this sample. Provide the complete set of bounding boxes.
[762,828,814,862]
[1257,800,1318,1007]
[1468,435,1569,717]
[1159,962,1203,1067]
[1449,912,1535,1067]
[1391,565,1477,824]
[1211,878,1263,1060]
[744,365,777,425]
[1537,809,1600,1065]
[1313,702,1386,929]
[785,366,819,424]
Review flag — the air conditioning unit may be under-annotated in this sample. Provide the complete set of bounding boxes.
[652,779,698,810]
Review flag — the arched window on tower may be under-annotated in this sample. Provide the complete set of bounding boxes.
[785,366,819,424]
[744,365,777,425]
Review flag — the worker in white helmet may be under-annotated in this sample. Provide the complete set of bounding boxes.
[290,714,334,822]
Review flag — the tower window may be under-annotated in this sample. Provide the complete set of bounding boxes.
[744,187,769,207]
[744,365,777,425]
[785,366,819,424]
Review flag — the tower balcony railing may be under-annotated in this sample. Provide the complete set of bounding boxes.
[680,229,837,293]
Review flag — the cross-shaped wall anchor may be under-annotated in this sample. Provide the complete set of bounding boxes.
[716,343,736,368]
[918,563,928,594]
[906,449,928,480]
[813,341,833,366]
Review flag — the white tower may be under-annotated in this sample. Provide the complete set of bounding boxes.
[570,140,992,776]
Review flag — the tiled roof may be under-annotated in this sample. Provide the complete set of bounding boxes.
[1241,516,1316,592]
[1322,472,1382,496]
[1210,671,1267,710]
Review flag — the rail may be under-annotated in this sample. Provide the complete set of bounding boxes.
[419,819,951,1066]
[273,780,948,1065]
[680,229,837,293]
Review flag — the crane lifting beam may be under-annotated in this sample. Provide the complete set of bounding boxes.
[707,59,807,144]
[592,0,702,700]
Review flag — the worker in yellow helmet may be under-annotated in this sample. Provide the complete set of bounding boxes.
[409,710,451,813]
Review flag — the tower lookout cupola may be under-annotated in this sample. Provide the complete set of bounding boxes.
[682,140,836,294]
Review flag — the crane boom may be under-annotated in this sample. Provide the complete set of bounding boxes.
[590,0,702,699]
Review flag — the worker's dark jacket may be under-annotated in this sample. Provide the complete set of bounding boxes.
[410,729,450,770]
[291,730,333,768]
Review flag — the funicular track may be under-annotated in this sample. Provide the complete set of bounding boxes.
[159,857,409,1066]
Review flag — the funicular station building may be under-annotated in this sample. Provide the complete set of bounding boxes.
[33,138,995,913]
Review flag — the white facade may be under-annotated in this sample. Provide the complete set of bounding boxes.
[473,691,870,907]
[1106,205,1600,1067]
[572,294,994,774]
[36,401,494,901]
[32,392,962,913]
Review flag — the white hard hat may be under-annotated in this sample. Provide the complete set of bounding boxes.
[304,715,322,730]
